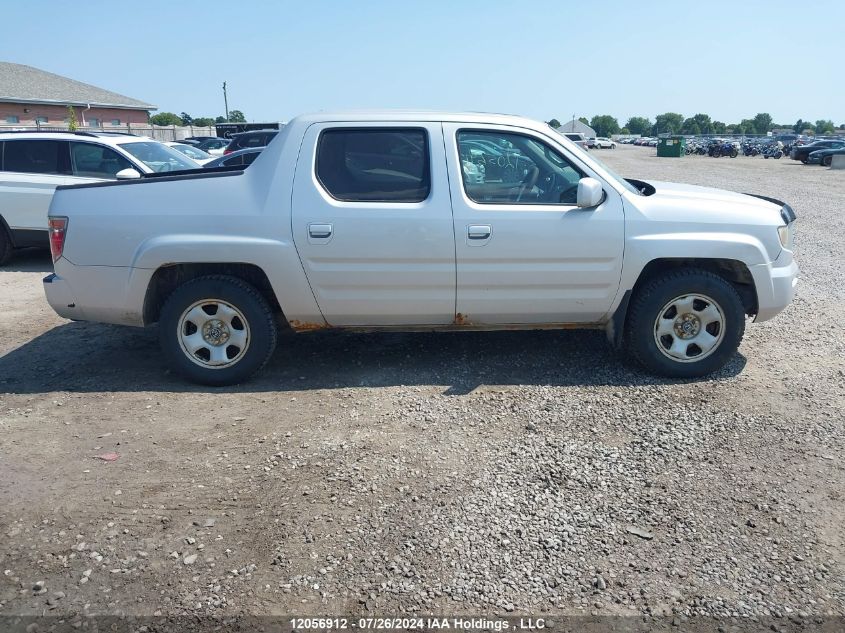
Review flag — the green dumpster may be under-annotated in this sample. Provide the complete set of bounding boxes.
[657,136,686,157]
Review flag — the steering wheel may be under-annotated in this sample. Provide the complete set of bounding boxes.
[559,183,579,204]
[515,166,540,202]
[159,162,172,173]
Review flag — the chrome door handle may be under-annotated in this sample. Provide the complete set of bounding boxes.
[308,223,333,239]
[467,225,492,240]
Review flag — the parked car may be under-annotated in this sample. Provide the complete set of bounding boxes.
[44,111,798,385]
[807,146,845,166]
[192,137,230,155]
[585,138,597,149]
[203,148,263,168]
[593,137,617,149]
[0,131,198,264]
[558,131,589,149]
[790,140,845,163]
[165,142,214,165]
[223,129,279,155]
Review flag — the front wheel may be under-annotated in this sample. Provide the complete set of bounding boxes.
[625,269,746,378]
[823,156,832,166]
[159,275,277,385]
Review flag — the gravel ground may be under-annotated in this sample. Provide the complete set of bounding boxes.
[0,146,843,627]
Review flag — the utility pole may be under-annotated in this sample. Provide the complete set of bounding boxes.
[222,81,229,122]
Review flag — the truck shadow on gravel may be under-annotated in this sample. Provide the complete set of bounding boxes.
[0,321,747,394]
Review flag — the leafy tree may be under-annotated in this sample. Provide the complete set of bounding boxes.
[814,119,835,135]
[67,106,78,131]
[752,113,773,134]
[625,116,652,136]
[739,119,757,134]
[215,116,227,124]
[150,112,183,126]
[578,116,590,125]
[192,117,217,127]
[653,112,684,135]
[712,121,727,134]
[684,121,701,135]
[589,115,620,138]
[547,118,561,129]
[620,127,630,135]
[180,112,193,126]
[228,110,246,123]
[691,113,714,134]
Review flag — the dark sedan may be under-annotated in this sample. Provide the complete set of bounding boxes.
[203,147,263,168]
[790,139,845,163]
[807,147,845,166]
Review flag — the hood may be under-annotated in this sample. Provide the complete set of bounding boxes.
[645,180,781,212]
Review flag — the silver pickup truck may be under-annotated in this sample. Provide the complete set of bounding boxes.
[44,111,798,385]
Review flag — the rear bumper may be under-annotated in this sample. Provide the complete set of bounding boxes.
[750,250,799,322]
[43,263,150,326]
[43,273,77,318]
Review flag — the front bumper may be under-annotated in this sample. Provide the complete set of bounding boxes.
[750,250,799,322]
[806,155,821,164]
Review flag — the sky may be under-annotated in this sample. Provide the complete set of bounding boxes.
[2,0,844,127]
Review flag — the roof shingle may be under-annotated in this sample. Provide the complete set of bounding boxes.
[0,62,156,110]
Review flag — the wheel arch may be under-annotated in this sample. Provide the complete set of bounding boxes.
[143,263,283,326]
[607,257,758,349]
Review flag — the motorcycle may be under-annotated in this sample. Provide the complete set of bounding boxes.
[710,141,738,158]
[762,145,783,159]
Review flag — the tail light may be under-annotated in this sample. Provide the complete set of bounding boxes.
[48,216,68,262]
[223,148,233,155]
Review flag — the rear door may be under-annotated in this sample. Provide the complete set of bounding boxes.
[0,139,71,231]
[291,122,456,326]
[444,123,624,324]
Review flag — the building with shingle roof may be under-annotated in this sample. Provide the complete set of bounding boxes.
[0,62,156,128]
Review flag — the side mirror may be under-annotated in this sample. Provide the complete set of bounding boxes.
[115,168,141,180]
[576,177,603,208]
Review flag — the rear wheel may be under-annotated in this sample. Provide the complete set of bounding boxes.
[0,224,13,266]
[625,269,746,378]
[159,275,277,385]
[823,156,833,166]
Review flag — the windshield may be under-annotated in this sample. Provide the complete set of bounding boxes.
[118,141,198,172]
[561,134,643,196]
[172,144,211,160]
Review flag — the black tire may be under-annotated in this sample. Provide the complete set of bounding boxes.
[823,156,832,167]
[0,223,13,266]
[158,275,277,386]
[625,269,746,378]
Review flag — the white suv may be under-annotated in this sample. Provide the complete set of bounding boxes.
[0,131,199,264]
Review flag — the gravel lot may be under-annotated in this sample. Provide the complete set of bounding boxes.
[1,146,843,627]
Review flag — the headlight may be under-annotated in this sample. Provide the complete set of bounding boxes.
[778,205,796,249]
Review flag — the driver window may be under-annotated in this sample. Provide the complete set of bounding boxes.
[457,130,583,204]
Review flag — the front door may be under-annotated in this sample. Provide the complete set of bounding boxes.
[291,123,456,326]
[443,124,625,324]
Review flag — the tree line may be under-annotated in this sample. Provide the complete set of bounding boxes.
[149,110,247,127]
[547,114,844,138]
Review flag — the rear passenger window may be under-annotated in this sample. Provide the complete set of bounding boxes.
[316,128,430,202]
[70,142,134,178]
[3,140,68,175]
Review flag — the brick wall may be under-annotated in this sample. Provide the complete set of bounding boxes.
[0,102,150,127]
